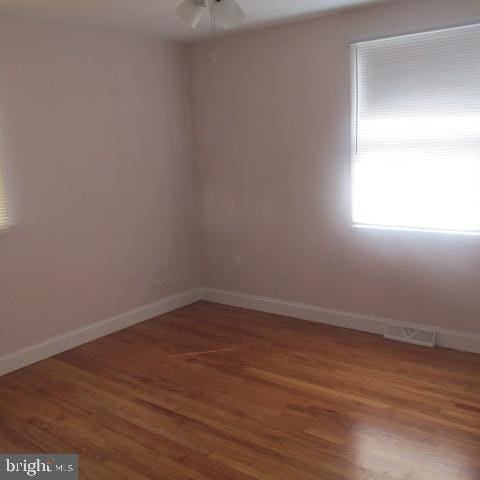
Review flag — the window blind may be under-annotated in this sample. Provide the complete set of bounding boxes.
[0,164,7,231]
[352,23,480,234]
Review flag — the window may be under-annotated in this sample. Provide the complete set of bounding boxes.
[351,23,480,234]
[0,163,8,232]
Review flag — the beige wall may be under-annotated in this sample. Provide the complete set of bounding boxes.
[189,0,480,334]
[2,0,480,360]
[0,15,199,355]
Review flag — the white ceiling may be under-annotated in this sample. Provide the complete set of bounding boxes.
[0,0,396,42]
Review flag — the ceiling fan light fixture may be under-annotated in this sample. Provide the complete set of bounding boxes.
[175,0,205,29]
[175,0,246,32]
[221,2,246,30]
[209,0,236,22]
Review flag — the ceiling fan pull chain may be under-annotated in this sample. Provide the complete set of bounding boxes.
[210,14,219,62]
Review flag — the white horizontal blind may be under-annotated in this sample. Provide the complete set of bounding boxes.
[0,164,7,231]
[352,23,480,234]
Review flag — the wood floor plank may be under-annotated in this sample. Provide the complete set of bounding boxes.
[1,301,480,479]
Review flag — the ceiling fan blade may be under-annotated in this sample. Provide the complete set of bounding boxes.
[175,0,204,29]
[221,2,246,30]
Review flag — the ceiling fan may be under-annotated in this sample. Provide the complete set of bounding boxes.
[175,0,246,30]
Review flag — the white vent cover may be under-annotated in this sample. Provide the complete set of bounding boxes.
[384,323,436,348]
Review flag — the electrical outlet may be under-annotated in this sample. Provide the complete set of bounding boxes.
[233,255,242,270]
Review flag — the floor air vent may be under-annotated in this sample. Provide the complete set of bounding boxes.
[384,323,436,348]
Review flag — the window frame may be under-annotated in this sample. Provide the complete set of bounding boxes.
[349,21,480,237]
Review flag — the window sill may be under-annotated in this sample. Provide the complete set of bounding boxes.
[352,223,480,237]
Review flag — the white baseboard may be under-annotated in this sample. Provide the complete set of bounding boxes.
[2,286,478,377]
[202,288,480,355]
[0,289,203,377]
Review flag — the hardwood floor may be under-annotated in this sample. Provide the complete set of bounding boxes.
[1,301,480,479]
